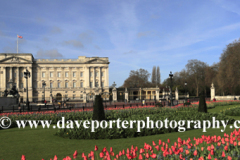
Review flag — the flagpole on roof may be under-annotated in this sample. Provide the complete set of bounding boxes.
[17,34,18,53]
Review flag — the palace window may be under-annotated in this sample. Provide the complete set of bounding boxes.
[80,82,83,88]
[95,72,98,77]
[73,82,76,88]
[80,72,83,77]
[101,82,104,87]
[73,94,76,100]
[50,82,53,88]
[90,82,92,88]
[50,72,53,78]
[65,82,68,88]
[58,82,61,88]
[57,72,61,77]
[73,72,76,77]
[65,72,68,77]
[42,72,45,78]
[90,72,92,77]
[95,82,98,87]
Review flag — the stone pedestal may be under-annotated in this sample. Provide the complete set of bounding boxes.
[211,83,215,100]
[125,88,128,102]
[112,87,117,102]
[175,87,179,100]
[83,92,87,103]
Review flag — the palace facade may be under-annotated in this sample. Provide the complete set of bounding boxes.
[0,53,110,102]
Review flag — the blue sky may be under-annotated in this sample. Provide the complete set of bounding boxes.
[0,0,240,87]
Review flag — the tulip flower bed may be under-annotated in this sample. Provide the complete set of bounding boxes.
[56,106,235,139]
[18,129,240,160]
[172,100,240,109]
[222,106,240,116]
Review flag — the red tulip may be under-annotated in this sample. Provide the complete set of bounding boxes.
[100,152,104,158]
[150,153,157,158]
[185,150,189,155]
[159,140,162,145]
[95,145,98,151]
[138,154,143,160]
[193,150,197,156]
[228,156,232,160]
[145,153,149,159]
[224,145,228,151]
[222,151,225,157]
[122,149,125,155]
[152,141,156,146]
[207,154,211,159]
[54,155,57,160]
[155,145,159,151]
[140,148,145,154]
[82,153,85,158]
[110,147,113,152]
[167,139,170,143]
[21,155,26,160]
[72,150,78,159]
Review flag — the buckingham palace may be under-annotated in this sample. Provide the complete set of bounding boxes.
[0,53,110,102]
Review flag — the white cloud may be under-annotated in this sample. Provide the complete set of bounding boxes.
[36,49,63,58]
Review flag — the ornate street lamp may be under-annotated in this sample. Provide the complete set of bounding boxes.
[42,81,46,102]
[184,82,187,102]
[169,71,173,106]
[24,69,30,110]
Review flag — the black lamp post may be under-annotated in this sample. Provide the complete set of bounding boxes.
[169,71,173,106]
[24,69,30,111]
[184,82,187,102]
[42,81,46,102]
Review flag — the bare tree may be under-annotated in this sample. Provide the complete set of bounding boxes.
[123,68,151,88]
[186,59,208,96]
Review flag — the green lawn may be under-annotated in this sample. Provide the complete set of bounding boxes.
[1,105,240,160]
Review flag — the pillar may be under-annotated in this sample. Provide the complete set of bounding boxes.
[10,67,12,80]
[106,67,109,88]
[17,67,19,89]
[93,67,95,88]
[175,87,179,100]
[99,67,101,87]
[3,67,6,89]
[85,67,89,88]
[156,87,160,101]
[211,83,215,100]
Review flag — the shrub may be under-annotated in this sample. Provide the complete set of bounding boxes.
[155,103,163,107]
[56,107,235,139]
[92,95,105,121]
[198,94,207,113]
[184,102,191,106]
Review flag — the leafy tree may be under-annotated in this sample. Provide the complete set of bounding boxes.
[156,66,161,85]
[151,66,156,85]
[217,39,240,95]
